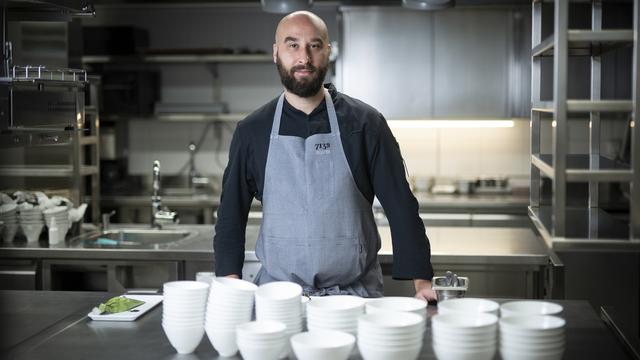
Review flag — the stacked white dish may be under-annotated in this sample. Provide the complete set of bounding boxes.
[431,312,498,360]
[500,300,563,318]
[291,330,356,360]
[499,315,566,360]
[438,298,500,316]
[43,206,70,240]
[205,277,257,357]
[365,296,428,320]
[306,295,365,336]
[358,311,425,360]
[255,281,303,358]
[162,281,209,354]
[236,320,287,360]
[0,204,18,242]
[18,207,44,243]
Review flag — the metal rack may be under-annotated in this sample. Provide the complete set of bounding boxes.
[0,66,100,224]
[529,0,640,250]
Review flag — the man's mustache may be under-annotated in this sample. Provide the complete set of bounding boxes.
[290,64,317,73]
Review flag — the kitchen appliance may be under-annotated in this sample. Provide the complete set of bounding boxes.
[101,70,159,116]
[82,26,149,56]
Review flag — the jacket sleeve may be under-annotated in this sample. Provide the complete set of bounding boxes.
[368,114,434,281]
[213,123,255,277]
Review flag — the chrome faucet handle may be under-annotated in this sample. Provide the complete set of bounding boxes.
[101,210,116,230]
[152,209,179,229]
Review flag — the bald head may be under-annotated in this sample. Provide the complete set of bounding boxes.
[275,11,329,44]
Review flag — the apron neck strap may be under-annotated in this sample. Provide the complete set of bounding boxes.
[271,89,340,139]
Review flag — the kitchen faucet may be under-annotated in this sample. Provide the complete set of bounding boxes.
[151,160,179,229]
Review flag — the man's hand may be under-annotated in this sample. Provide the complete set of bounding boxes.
[225,274,240,279]
[414,279,437,302]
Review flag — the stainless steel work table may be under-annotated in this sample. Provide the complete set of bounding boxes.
[1,290,630,360]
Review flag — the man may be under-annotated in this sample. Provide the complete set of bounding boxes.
[214,11,436,301]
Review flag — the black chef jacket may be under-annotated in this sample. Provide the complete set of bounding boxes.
[214,83,433,282]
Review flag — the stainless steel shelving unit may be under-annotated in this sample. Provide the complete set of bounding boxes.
[0,67,101,224]
[529,0,640,251]
[81,53,272,64]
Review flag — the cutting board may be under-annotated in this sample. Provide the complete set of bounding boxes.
[88,294,163,322]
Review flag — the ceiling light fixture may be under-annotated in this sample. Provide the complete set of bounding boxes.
[402,0,455,11]
[261,0,313,14]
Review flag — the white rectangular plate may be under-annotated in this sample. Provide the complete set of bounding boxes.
[88,294,163,322]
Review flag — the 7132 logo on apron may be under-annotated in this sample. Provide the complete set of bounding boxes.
[314,142,331,155]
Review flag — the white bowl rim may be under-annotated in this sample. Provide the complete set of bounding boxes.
[500,300,563,315]
[432,312,498,329]
[358,311,424,328]
[499,315,566,331]
[291,330,356,349]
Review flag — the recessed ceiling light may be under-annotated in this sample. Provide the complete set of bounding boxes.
[261,0,313,14]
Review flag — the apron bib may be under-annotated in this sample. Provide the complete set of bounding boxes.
[254,90,384,297]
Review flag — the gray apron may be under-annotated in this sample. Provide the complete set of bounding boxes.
[254,89,384,297]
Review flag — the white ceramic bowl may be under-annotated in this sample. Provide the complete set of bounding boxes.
[22,224,43,242]
[501,332,565,344]
[236,320,287,339]
[162,323,204,354]
[2,224,19,242]
[206,328,238,357]
[256,281,302,301]
[500,346,565,360]
[432,312,498,334]
[365,297,427,318]
[500,301,563,318]
[291,330,355,360]
[438,298,500,315]
[358,341,422,360]
[306,295,366,315]
[358,311,425,331]
[433,343,495,360]
[211,276,258,294]
[237,340,286,360]
[499,315,566,336]
[164,280,210,293]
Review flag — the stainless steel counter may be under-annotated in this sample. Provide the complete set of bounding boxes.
[0,224,550,266]
[2,290,630,360]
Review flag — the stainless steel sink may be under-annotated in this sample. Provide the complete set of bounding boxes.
[84,228,196,248]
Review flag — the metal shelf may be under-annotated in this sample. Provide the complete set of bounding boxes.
[529,206,640,251]
[102,113,248,123]
[0,130,99,148]
[531,154,632,182]
[0,165,98,177]
[81,54,273,64]
[532,30,633,57]
[531,100,633,113]
[529,0,640,246]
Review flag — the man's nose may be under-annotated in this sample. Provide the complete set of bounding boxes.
[298,47,312,64]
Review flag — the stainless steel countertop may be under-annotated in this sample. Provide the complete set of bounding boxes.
[2,290,629,360]
[0,224,550,266]
[100,193,529,214]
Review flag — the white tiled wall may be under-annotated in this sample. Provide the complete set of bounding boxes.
[391,119,531,181]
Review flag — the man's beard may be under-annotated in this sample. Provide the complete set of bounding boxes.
[276,56,328,98]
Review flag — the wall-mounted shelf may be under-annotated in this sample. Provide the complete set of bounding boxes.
[0,164,98,177]
[531,100,634,113]
[81,53,272,64]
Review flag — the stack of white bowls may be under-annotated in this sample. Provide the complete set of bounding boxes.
[500,300,563,318]
[255,281,303,358]
[0,204,18,242]
[162,281,209,354]
[18,207,44,243]
[499,315,566,360]
[306,295,365,335]
[291,330,356,360]
[236,320,287,360]
[205,277,257,357]
[431,312,498,360]
[438,298,500,316]
[43,206,70,240]
[358,311,425,360]
[365,296,428,320]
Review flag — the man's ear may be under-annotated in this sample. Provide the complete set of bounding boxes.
[272,43,278,64]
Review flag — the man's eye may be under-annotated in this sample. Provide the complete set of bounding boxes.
[289,43,298,49]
